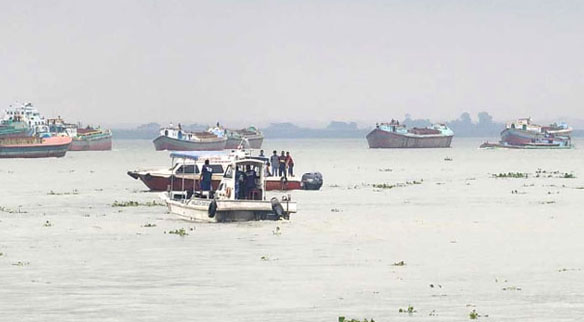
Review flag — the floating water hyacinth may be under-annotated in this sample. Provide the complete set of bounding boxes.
[398,306,416,314]
[338,317,375,322]
[167,228,188,236]
[0,206,26,214]
[112,200,165,207]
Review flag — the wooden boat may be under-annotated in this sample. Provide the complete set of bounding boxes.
[480,118,573,149]
[48,118,113,151]
[153,127,227,151]
[367,121,453,148]
[70,128,113,151]
[224,127,264,149]
[0,136,72,158]
[161,152,296,222]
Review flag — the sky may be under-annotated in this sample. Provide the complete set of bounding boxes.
[1,0,583,128]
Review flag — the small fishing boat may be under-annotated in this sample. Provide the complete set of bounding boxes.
[367,121,454,148]
[480,118,573,149]
[0,136,72,158]
[153,126,227,151]
[161,151,296,222]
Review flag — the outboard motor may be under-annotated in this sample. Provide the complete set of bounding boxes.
[301,172,323,190]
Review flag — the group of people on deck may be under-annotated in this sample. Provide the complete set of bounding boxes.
[197,149,296,199]
[199,159,261,200]
[262,150,294,178]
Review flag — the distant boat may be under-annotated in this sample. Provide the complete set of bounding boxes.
[0,136,72,158]
[153,126,227,151]
[480,118,573,149]
[223,126,264,149]
[1,102,48,137]
[366,121,454,148]
[47,118,113,151]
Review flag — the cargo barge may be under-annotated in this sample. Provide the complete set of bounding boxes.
[366,121,453,148]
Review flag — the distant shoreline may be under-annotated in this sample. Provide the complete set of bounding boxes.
[111,114,584,140]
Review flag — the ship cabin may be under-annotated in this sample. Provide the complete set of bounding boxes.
[161,125,223,141]
[216,158,265,201]
[168,151,266,201]
[377,120,408,134]
[506,118,542,132]
[47,118,78,137]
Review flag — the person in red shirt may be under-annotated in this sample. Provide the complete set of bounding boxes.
[286,151,294,177]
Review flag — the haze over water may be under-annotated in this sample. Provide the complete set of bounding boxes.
[1,138,583,321]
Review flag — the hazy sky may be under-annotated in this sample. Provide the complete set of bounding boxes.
[1,0,583,128]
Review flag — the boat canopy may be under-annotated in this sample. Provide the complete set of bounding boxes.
[169,150,228,160]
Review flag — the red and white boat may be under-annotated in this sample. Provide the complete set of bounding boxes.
[128,150,320,192]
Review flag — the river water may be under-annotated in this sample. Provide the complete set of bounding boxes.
[1,138,583,321]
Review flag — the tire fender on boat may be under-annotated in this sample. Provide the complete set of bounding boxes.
[270,197,284,219]
[225,187,232,198]
[208,199,217,218]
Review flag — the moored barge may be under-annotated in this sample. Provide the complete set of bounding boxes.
[367,121,454,148]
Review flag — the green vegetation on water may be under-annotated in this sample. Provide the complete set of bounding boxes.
[47,189,79,195]
[0,206,26,214]
[167,228,188,236]
[398,306,416,314]
[372,180,423,189]
[338,317,375,322]
[494,169,576,179]
[469,310,479,319]
[112,200,165,207]
[492,172,528,178]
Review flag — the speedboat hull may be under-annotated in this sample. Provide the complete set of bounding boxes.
[162,194,297,222]
[128,170,304,191]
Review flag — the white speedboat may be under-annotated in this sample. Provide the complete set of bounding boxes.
[161,151,297,222]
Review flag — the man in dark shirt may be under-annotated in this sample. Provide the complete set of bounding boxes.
[200,159,213,197]
[270,150,279,177]
[244,165,258,199]
[278,151,287,178]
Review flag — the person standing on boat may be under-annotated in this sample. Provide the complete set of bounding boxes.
[278,151,287,178]
[200,159,213,197]
[245,165,258,199]
[259,150,265,157]
[286,151,294,177]
[270,151,279,177]
[235,166,246,200]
